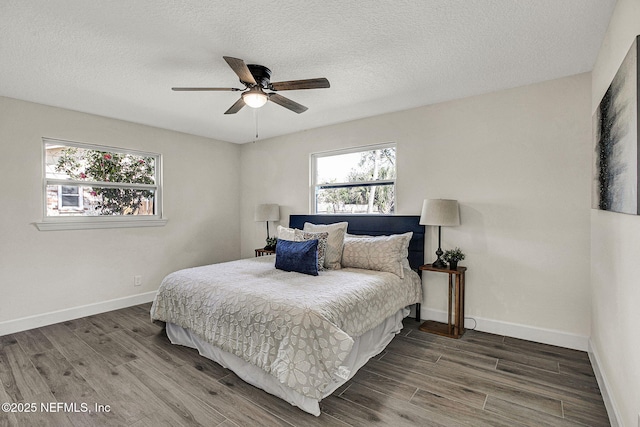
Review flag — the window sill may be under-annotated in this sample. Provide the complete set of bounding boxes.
[34,218,168,231]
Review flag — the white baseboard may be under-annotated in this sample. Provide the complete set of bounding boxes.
[588,339,622,427]
[419,307,589,351]
[0,291,157,336]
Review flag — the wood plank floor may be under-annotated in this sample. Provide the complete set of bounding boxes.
[0,304,610,426]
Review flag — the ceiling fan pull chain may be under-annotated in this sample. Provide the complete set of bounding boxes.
[254,108,259,141]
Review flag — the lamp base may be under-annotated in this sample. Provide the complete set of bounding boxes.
[431,258,448,269]
[432,242,447,269]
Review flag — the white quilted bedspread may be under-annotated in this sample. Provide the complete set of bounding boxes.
[150,256,421,399]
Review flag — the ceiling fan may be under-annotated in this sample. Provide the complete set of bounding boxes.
[172,56,330,114]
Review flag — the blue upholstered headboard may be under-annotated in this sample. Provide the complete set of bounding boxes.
[288,214,425,271]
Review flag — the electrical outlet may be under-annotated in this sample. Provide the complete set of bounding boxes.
[133,275,142,287]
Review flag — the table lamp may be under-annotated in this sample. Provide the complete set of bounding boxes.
[419,199,460,269]
[254,204,280,249]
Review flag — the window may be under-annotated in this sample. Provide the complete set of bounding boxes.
[58,185,83,211]
[311,143,396,214]
[38,138,165,230]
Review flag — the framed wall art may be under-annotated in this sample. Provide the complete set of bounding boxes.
[593,35,640,215]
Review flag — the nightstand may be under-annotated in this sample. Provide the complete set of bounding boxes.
[419,264,467,338]
[255,248,275,257]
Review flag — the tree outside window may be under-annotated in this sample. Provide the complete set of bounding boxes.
[313,144,396,214]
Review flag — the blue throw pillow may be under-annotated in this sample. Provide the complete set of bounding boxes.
[275,239,319,276]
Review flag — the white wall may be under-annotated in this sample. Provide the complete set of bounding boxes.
[591,0,640,425]
[0,96,241,331]
[240,73,592,348]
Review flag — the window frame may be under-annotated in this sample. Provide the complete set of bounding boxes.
[36,137,167,231]
[310,142,397,214]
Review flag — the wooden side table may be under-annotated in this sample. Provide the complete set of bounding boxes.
[255,248,275,257]
[419,264,467,338]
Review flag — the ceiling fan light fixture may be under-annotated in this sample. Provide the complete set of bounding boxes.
[173,56,328,114]
[242,89,268,108]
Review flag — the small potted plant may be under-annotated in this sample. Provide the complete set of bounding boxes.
[443,247,465,270]
[264,237,277,251]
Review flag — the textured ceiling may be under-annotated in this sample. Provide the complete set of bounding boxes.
[0,0,616,144]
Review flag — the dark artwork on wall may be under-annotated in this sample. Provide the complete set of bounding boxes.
[593,35,640,215]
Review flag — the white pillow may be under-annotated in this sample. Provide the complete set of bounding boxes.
[346,232,413,271]
[303,222,348,269]
[341,232,413,278]
[277,225,296,241]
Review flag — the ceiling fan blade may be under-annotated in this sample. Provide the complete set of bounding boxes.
[223,56,257,85]
[172,87,242,91]
[224,97,246,114]
[270,78,330,91]
[268,93,308,114]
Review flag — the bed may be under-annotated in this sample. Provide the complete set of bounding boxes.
[150,214,424,416]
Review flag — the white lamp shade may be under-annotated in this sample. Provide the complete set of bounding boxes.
[254,204,280,222]
[419,199,460,226]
